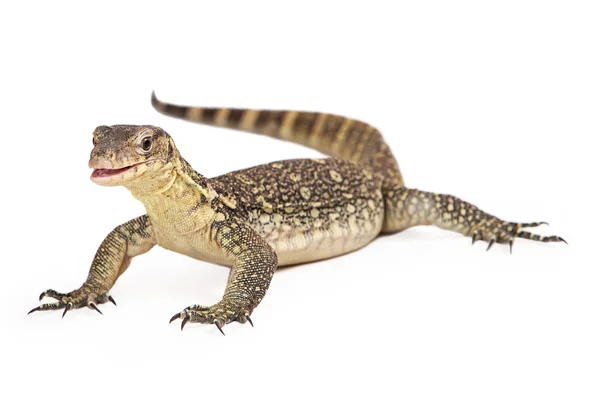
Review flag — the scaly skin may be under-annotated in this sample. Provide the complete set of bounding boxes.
[28,93,565,334]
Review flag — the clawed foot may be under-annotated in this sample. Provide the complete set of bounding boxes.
[471,221,567,253]
[28,288,116,317]
[169,301,254,335]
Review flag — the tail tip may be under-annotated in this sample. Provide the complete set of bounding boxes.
[151,90,159,107]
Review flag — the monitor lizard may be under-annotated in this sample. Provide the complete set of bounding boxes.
[28,92,565,334]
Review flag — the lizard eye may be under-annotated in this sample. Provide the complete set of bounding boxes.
[141,137,152,152]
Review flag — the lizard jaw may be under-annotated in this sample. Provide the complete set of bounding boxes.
[91,165,134,179]
[90,161,150,185]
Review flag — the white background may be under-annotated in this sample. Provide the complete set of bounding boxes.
[1,1,598,399]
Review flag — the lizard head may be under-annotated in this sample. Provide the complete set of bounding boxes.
[89,125,176,187]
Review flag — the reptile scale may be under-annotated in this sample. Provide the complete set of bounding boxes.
[28,92,565,334]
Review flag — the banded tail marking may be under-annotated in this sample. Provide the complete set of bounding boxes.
[151,91,404,187]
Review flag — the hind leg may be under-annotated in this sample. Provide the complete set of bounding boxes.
[382,187,565,252]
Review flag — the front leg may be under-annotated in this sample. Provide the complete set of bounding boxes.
[170,217,278,334]
[29,215,155,316]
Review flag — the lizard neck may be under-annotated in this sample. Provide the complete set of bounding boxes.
[127,155,218,235]
[124,166,178,197]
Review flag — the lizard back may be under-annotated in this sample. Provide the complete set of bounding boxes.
[212,158,385,265]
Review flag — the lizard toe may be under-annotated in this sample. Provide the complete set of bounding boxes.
[173,300,253,333]
[471,220,566,253]
[29,287,113,316]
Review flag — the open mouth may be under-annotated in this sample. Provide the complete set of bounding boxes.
[91,165,135,179]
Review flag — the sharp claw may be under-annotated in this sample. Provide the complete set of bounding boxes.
[169,313,181,324]
[180,315,190,331]
[245,314,254,327]
[472,234,477,245]
[62,307,69,319]
[486,239,495,252]
[559,237,568,245]
[215,321,225,336]
[509,240,514,255]
[28,306,40,315]
[88,302,103,315]
[39,292,46,302]
[541,222,549,226]
[108,296,117,306]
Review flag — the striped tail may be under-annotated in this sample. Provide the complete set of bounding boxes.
[151,92,404,188]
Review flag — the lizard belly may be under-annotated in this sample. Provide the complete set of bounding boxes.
[250,197,385,266]
[271,216,383,266]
